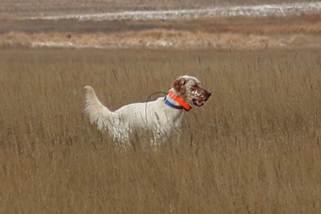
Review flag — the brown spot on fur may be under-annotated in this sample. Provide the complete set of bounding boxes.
[173,78,186,95]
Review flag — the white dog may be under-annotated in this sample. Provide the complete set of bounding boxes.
[84,75,211,145]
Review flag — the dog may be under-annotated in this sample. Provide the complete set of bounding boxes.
[84,75,211,145]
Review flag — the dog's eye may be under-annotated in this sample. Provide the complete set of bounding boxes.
[191,85,198,91]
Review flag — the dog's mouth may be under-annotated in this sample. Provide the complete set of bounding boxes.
[192,91,211,107]
[192,98,206,107]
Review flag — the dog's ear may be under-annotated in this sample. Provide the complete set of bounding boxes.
[173,77,186,94]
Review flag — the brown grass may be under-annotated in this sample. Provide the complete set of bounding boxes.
[2,15,321,49]
[0,48,321,213]
[2,15,321,34]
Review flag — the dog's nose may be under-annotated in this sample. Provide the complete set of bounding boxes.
[207,91,212,98]
[203,91,211,101]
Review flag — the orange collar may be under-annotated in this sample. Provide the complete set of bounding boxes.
[167,91,192,111]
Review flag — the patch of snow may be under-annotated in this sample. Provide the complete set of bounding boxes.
[31,40,177,49]
[146,40,174,47]
[31,42,105,49]
[29,2,321,21]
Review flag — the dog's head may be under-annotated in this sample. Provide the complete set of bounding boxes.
[172,75,211,107]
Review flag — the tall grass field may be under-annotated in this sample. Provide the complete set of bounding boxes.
[0,48,321,213]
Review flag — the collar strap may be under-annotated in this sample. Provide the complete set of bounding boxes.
[164,97,184,110]
[165,91,192,111]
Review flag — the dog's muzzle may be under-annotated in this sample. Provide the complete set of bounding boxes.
[192,90,211,107]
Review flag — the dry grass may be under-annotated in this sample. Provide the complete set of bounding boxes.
[2,15,321,49]
[0,48,321,213]
[2,15,321,34]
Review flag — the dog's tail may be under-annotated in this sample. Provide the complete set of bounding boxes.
[84,85,112,130]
